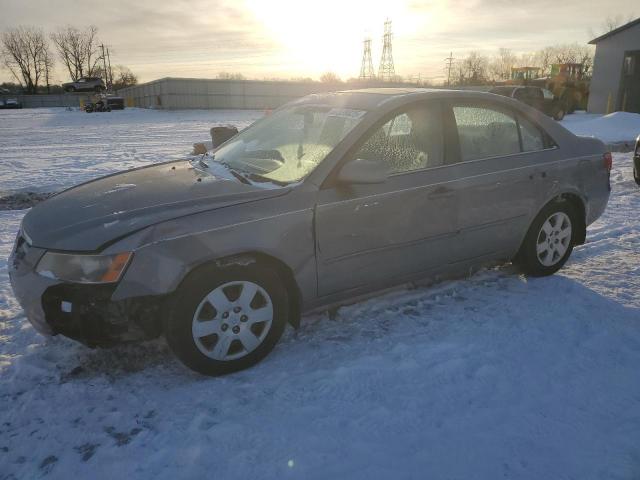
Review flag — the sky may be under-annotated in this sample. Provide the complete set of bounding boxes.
[0,0,636,85]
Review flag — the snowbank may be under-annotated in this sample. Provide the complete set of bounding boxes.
[562,111,640,144]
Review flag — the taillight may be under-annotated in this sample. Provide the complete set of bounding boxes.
[603,152,612,172]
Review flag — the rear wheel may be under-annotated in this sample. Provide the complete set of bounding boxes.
[165,264,288,376]
[515,201,576,276]
[634,164,640,185]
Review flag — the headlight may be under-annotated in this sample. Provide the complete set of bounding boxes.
[36,252,133,284]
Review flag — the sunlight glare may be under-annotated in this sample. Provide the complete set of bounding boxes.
[244,0,431,79]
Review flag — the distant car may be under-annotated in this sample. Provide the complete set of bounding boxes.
[0,87,10,94]
[0,98,22,109]
[490,86,567,121]
[9,88,611,376]
[62,77,106,93]
[634,134,640,185]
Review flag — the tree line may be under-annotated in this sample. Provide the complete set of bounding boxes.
[450,44,595,86]
[1,25,138,94]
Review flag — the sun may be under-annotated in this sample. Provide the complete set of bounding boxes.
[244,0,428,79]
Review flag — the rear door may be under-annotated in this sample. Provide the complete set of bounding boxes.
[445,101,556,261]
[314,102,462,297]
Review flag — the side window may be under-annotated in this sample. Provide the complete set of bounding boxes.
[355,104,443,174]
[453,105,520,161]
[519,116,547,152]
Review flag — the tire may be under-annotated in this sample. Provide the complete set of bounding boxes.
[165,264,288,376]
[66,86,75,93]
[515,200,577,277]
[634,164,640,186]
[554,109,565,121]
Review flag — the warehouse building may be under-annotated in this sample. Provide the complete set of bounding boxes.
[118,78,351,110]
[588,17,640,114]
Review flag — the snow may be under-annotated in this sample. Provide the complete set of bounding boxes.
[561,111,640,145]
[0,108,263,195]
[1,108,640,479]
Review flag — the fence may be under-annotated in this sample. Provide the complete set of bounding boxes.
[117,77,417,110]
[0,93,93,108]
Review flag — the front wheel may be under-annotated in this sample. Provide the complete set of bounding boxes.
[165,264,288,376]
[515,201,576,276]
[553,108,565,121]
[634,164,640,186]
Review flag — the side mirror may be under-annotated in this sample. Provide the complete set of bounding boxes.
[337,158,389,185]
[210,126,239,148]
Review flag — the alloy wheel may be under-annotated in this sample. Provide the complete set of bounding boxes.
[191,281,273,361]
[536,212,572,267]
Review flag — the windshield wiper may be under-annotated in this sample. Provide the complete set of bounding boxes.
[218,160,252,185]
[246,172,289,187]
[228,168,252,185]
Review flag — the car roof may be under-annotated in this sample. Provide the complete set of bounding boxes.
[290,87,512,111]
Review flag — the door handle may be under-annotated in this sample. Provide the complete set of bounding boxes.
[428,186,454,199]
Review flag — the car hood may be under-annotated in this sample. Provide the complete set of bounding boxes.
[22,160,289,252]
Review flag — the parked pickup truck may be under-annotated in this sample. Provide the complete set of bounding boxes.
[490,86,567,121]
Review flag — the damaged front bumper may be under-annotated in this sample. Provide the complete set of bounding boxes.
[8,233,166,347]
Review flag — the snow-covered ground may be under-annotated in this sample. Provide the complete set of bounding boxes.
[1,108,639,479]
[0,108,262,195]
[561,111,640,145]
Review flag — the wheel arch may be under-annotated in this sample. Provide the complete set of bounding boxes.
[516,192,587,260]
[176,251,302,329]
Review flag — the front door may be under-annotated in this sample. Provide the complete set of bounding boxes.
[314,102,461,297]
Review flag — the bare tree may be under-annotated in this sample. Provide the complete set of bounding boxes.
[533,47,555,76]
[320,71,342,83]
[112,65,138,90]
[456,51,488,85]
[1,26,51,94]
[217,72,245,80]
[51,25,101,81]
[489,48,517,81]
[588,14,635,39]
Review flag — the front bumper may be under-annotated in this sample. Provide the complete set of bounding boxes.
[9,236,166,347]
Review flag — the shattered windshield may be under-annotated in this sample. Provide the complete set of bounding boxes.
[213,105,366,183]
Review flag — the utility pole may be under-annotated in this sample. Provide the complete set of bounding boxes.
[99,44,108,90]
[106,47,113,90]
[445,52,455,86]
